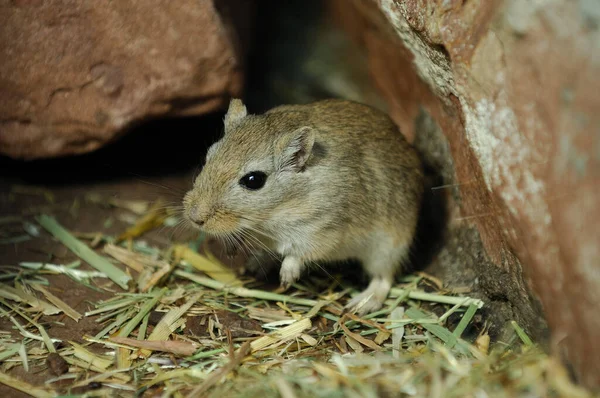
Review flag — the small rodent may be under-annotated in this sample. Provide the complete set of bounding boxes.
[183,98,424,315]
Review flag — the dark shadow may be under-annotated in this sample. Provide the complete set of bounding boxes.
[0,113,225,190]
[404,109,451,276]
[405,159,449,274]
[243,0,328,112]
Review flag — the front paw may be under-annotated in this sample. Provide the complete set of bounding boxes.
[279,256,303,289]
[279,266,300,289]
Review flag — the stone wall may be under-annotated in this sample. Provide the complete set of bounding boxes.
[329,0,600,390]
[0,0,253,159]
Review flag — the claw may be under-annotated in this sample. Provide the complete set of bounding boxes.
[279,256,304,289]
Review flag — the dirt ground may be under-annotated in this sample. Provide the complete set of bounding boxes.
[0,114,228,396]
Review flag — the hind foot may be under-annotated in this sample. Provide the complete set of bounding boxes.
[345,276,392,316]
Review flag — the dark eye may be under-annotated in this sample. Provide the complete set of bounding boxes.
[239,171,267,190]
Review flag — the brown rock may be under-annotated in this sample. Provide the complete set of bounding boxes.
[213,310,263,338]
[330,0,600,391]
[0,0,253,159]
[185,315,209,338]
[46,352,68,376]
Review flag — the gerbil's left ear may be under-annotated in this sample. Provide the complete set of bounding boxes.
[277,126,315,172]
[224,98,247,131]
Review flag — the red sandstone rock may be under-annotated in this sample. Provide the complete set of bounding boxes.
[331,0,600,391]
[0,0,252,159]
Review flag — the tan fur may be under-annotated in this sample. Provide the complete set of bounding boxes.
[183,98,424,315]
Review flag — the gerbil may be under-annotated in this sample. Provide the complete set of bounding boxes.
[183,98,424,315]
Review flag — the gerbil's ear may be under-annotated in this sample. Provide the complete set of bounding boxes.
[224,98,247,131]
[277,126,315,172]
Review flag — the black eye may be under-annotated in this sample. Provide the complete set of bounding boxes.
[239,171,267,190]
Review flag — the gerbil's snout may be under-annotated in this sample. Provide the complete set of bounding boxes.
[186,204,207,228]
[183,191,207,228]
[183,190,239,234]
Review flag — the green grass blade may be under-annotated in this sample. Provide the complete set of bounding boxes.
[405,307,457,347]
[36,214,131,290]
[452,303,479,339]
[118,288,167,338]
[511,321,534,347]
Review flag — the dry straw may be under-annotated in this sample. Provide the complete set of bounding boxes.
[0,200,593,398]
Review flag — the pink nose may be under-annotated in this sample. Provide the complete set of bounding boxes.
[188,206,206,226]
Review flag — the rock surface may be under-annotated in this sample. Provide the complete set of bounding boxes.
[330,0,600,390]
[0,0,252,159]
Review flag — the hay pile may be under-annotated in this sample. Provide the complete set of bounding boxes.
[0,196,592,397]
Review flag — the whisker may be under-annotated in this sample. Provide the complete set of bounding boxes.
[430,179,477,190]
[306,259,340,285]
[237,229,280,263]
[170,218,193,240]
[130,177,188,195]
[191,162,203,186]
[229,233,249,256]
[235,232,273,280]
[231,234,249,256]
